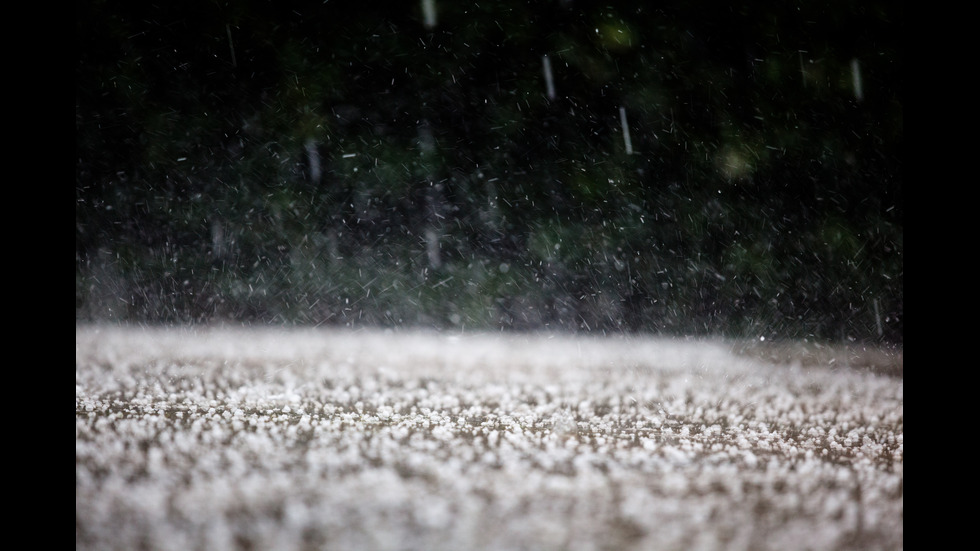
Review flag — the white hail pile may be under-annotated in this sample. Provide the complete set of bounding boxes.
[76,325,903,551]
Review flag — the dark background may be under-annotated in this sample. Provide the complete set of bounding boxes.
[75,0,902,343]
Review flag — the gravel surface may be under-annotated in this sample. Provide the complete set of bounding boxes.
[76,325,903,550]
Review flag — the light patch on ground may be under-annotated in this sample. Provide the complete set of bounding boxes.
[76,325,903,551]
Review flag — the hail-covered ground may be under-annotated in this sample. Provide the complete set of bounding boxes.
[76,325,903,551]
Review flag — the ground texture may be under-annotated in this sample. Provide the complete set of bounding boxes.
[76,325,903,550]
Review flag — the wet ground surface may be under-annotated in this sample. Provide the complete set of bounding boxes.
[76,325,903,550]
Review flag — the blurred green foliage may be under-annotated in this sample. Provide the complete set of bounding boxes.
[76,0,902,343]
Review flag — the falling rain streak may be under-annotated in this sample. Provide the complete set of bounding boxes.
[799,50,807,88]
[305,138,321,184]
[421,0,437,29]
[226,24,236,67]
[619,106,633,155]
[542,54,556,100]
[873,298,883,338]
[851,58,863,102]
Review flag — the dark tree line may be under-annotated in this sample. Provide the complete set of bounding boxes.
[76,0,902,343]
